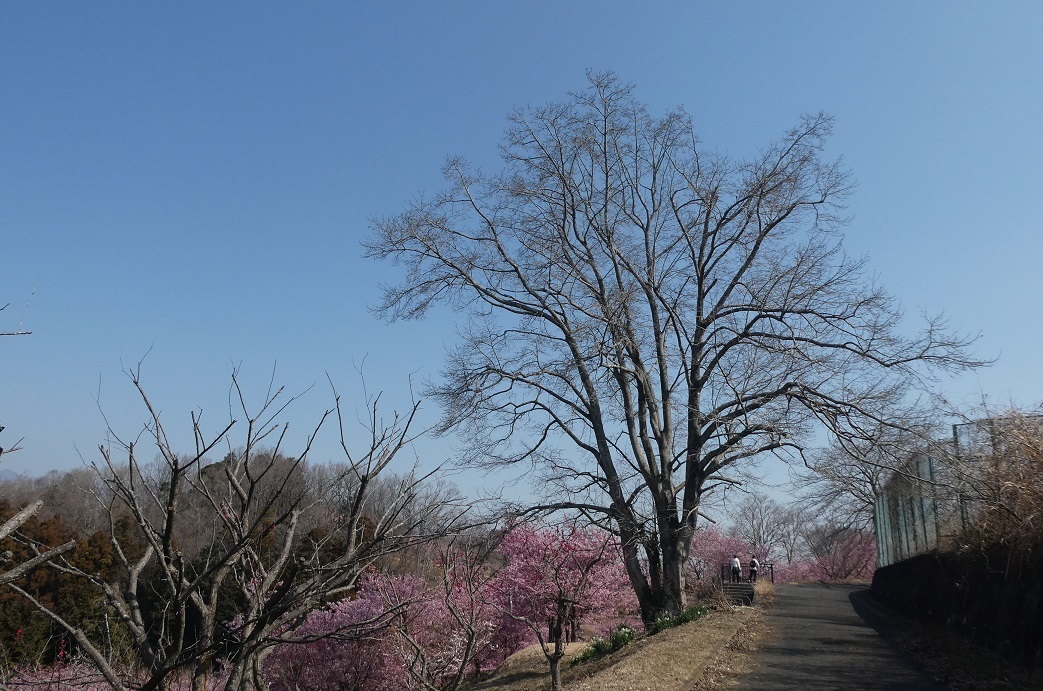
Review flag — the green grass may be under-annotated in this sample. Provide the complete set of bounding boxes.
[649,604,710,635]
[570,623,638,666]
[571,604,711,668]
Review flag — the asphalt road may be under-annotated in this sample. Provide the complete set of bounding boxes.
[739,583,940,690]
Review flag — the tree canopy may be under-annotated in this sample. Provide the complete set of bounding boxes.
[367,71,982,622]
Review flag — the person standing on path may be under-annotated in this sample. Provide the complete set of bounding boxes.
[731,555,741,582]
[749,556,759,583]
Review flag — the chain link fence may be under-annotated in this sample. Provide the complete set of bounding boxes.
[873,420,1010,568]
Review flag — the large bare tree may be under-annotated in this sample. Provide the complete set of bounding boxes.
[367,72,981,624]
[727,493,791,561]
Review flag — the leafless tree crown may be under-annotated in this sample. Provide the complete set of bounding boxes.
[367,71,982,620]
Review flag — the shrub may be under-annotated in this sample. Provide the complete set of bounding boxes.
[609,623,637,649]
[570,623,638,666]
[649,605,709,635]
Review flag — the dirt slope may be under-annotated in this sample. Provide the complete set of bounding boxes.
[465,606,759,691]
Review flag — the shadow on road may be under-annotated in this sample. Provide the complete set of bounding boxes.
[737,583,940,690]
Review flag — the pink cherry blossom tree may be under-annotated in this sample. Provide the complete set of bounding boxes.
[769,526,876,583]
[259,524,638,691]
[804,526,876,581]
[262,550,504,691]
[262,573,412,691]
[487,522,636,691]
[686,526,752,591]
[368,558,502,691]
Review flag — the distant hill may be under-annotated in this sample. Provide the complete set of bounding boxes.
[0,468,20,483]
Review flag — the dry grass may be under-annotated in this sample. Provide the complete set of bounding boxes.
[464,642,591,690]
[465,586,772,691]
[565,608,756,691]
[691,581,775,690]
[689,611,765,690]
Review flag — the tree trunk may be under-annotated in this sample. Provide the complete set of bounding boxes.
[661,541,686,615]
[546,599,569,691]
[619,537,659,627]
[549,655,562,691]
[620,524,691,628]
[191,656,210,691]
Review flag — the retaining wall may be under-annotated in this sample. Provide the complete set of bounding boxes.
[871,549,1043,667]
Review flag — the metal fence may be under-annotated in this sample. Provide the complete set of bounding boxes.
[873,418,1037,568]
[873,453,942,567]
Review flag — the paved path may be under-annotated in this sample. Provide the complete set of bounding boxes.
[739,583,939,690]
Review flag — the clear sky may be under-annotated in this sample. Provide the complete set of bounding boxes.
[2,2,1041,491]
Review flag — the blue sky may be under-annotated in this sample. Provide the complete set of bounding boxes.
[2,2,1041,492]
